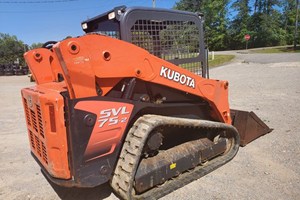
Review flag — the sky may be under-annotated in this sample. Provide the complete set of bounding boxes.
[0,0,178,45]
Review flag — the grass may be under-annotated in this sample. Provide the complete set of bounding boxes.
[251,46,300,53]
[208,55,235,67]
[179,54,235,69]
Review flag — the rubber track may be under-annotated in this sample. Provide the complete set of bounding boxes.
[110,115,240,200]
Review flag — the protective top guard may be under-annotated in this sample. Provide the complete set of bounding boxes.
[81,6,209,78]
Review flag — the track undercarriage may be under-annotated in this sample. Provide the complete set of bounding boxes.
[111,115,240,199]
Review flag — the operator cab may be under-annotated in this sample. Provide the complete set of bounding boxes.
[81,6,208,78]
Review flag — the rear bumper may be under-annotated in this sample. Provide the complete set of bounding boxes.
[31,152,76,187]
[31,152,96,188]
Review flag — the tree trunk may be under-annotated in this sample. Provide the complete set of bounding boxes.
[294,0,299,49]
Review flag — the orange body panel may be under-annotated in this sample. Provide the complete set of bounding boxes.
[74,101,134,162]
[21,82,70,179]
[24,47,76,99]
[55,35,231,124]
[24,49,56,84]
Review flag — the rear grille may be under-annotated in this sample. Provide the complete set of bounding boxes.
[35,135,41,156]
[31,109,38,132]
[36,105,44,138]
[23,98,48,165]
[42,142,48,164]
[23,98,31,126]
[21,87,70,179]
[29,130,35,149]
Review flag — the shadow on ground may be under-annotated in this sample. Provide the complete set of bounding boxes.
[43,170,115,200]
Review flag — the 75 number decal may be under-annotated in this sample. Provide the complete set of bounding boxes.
[98,106,130,128]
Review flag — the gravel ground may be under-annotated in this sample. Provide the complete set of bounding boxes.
[0,53,299,200]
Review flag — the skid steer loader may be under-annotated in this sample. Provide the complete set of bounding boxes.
[21,6,271,199]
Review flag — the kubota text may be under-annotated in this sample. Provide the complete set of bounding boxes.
[160,66,195,88]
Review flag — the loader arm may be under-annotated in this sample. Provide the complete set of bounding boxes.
[24,34,231,124]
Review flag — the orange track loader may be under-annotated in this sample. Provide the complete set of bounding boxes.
[21,6,271,199]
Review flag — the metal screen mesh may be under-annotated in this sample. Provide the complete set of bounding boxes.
[96,31,120,39]
[178,62,202,75]
[130,20,201,74]
[91,20,121,39]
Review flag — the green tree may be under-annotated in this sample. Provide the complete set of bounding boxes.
[229,0,252,49]
[30,42,44,49]
[248,0,286,47]
[0,33,25,65]
[282,0,298,45]
[174,0,229,50]
[173,0,295,50]
[174,0,203,13]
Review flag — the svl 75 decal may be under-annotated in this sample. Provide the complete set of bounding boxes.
[98,106,130,128]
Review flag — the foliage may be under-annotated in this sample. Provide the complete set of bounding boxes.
[282,0,298,45]
[228,0,251,49]
[0,33,25,65]
[174,0,300,50]
[248,0,286,48]
[30,42,44,49]
[174,0,229,50]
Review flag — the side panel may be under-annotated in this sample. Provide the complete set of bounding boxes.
[75,101,134,162]
[65,99,134,186]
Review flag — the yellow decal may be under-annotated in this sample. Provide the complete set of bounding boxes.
[170,163,176,170]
